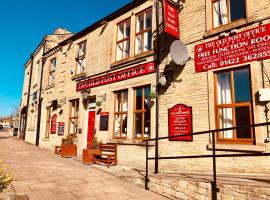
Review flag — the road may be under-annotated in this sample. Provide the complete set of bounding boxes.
[0,132,168,200]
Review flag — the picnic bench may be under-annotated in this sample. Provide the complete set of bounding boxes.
[92,143,117,168]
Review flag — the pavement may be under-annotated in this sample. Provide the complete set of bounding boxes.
[0,131,169,200]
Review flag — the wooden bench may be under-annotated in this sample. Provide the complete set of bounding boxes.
[92,143,117,168]
[54,138,65,155]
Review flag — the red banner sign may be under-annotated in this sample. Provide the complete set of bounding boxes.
[77,62,156,91]
[51,114,57,134]
[168,104,192,141]
[195,23,270,73]
[163,0,180,39]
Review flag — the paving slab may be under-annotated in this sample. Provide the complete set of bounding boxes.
[0,132,169,200]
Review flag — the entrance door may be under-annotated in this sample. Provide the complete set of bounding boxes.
[87,111,96,149]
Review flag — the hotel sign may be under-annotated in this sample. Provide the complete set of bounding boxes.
[76,62,155,91]
[168,104,193,141]
[195,23,270,73]
[163,0,180,39]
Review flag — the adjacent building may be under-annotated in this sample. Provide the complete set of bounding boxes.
[19,0,270,174]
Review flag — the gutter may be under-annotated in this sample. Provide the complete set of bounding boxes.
[35,41,47,146]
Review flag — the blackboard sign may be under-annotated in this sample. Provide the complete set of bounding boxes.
[58,122,65,136]
[168,104,193,141]
[100,112,109,131]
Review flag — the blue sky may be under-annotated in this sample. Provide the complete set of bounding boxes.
[0,0,132,117]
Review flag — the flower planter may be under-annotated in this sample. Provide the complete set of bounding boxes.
[61,144,77,158]
[82,149,100,164]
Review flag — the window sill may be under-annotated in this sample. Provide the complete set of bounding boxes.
[110,50,154,69]
[45,84,55,90]
[42,138,51,141]
[71,72,86,80]
[108,139,154,146]
[207,143,266,152]
[27,128,35,131]
[204,17,255,38]
[33,83,38,89]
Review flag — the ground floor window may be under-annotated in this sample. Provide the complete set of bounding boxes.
[215,67,254,143]
[68,99,79,136]
[113,90,128,138]
[45,107,51,138]
[29,102,37,129]
[134,85,151,139]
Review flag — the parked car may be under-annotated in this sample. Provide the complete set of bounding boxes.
[13,128,18,136]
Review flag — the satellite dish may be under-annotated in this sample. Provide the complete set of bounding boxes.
[170,40,189,65]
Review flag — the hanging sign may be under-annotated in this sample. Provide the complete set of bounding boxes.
[168,104,192,141]
[58,122,65,136]
[195,23,270,73]
[163,0,180,39]
[51,114,57,134]
[99,112,109,131]
[77,62,155,91]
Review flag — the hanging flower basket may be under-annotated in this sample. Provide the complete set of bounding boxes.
[96,101,102,107]
[149,91,156,99]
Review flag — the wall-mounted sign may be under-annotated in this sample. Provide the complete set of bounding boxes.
[51,114,57,134]
[99,112,109,131]
[77,62,155,91]
[163,0,180,39]
[168,104,192,141]
[195,23,270,73]
[58,122,65,136]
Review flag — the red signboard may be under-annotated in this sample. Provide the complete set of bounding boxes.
[168,104,192,141]
[195,23,270,73]
[51,114,57,134]
[163,0,180,39]
[77,62,156,91]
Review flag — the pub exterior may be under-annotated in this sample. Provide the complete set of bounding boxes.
[19,0,270,177]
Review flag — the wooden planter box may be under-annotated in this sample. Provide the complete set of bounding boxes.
[61,144,77,158]
[82,149,100,164]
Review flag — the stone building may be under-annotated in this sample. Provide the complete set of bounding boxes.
[19,0,270,176]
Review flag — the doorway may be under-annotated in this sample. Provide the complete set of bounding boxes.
[87,96,96,149]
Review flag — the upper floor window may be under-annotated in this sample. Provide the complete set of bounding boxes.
[116,19,131,61]
[135,8,153,55]
[76,41,87,74]
[215,67,253,143]
[213,0,246,28]
[34,60,40,84]
[49,58,56,86]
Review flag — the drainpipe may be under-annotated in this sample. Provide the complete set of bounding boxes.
[22,54,34,140]
[35,41,47,146]
[154,0,161,174]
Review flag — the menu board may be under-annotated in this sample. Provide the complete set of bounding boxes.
[99,112,109,131]
[168,104,193,141]
[58,122,65,136]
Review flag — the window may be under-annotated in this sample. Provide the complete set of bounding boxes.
[134,86,151,139]
[135,8,153,55]
[34,60,40,84]
[45,107,51,138]
[113,90,128,138]
[49,58,56,85]
[29,102,37,129]
[68,100,79,135]
[215,67,254,143]
[116,19,131,61]
[76,41,87,74]
[212,0,246,28]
